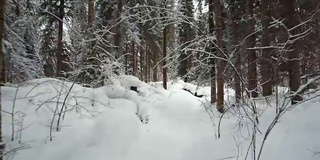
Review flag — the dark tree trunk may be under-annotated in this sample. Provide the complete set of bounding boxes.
[0,0,6,158]
[178,0,194,82]
[87,0,95,28]
[140,42,144,81]
[152,50,158,82]
[261,0,273,96]
[115,0,123,58]
[163,24,168,89]
[145,44,149,82]
[282,0,302,104]
[234,51,242,101]
[132,42,137,76]
[214,0,225,113]
[229,0,242,102]
[246,0,258,98]
[56,0,68,77]
[209,0,216,103]
[125,43,129,75]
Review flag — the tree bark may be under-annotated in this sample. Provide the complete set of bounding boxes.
[56,0,68,77]
[234,50,242,101]
[246,0,258,98]
[283,0,302,104]
[162,3,168,89]
[125,43,129,75]
[214,0,225,113]
[229,0,242,102]
[0,0,6,158]
[114,0,123,59]
[145,44,149,82]
[140,42,144,81]
[209,0,216,103]
[261,0,273,96]
[163,24,168,89]
[152,51,158,81]
[87,0,95,28]
[132,41,137,76]
[178,0,194,82]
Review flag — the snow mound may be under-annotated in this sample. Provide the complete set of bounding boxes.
[1,77,320,160]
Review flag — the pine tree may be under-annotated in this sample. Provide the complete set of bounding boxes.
[229,0,246,102]
[246,0,258,98]
[260,0,273,96]
[56,0,69,77]
[214,0,225,112]
[0,0,6,158]
[88,0,95,28]
[40,0,60,77]
[0,0,6,85]
[178,0,195,82]
[208,0,217,103]
[282,0,302,104]
[162,1,168,89]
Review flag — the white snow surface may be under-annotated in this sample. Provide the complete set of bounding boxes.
[1,77,320,160]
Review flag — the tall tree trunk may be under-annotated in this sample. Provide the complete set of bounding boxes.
[246,0,258,97]
[283,0,302,104]
[209,0,216,103]
[87,0,95,28]
[145,44,149,82]
[261,0,273,96]
[230,0,242,102]
[56,0,68,77]
[163,25,168,89]
[125,43,129,75]
[0,0,6,158]
[214,0,225,113]
[132,42,137,76]
[234,50,242,101]
[163,7,168,89]
[178,0,194,82]
[0,0,6,84]
[115,0,123,59]
[152,51,158,81]
[140,42,144,81]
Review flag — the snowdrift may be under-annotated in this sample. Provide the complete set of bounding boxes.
[1,77,320,160]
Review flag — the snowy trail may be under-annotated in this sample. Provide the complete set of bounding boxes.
[126,89,238,160]
[2,78,320,160]
[133,90,213,160]
[71,89,218,160]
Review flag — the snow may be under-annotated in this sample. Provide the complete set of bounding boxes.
[2,77,320,160]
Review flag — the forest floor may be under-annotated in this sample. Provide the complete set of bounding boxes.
[2,76,320,160]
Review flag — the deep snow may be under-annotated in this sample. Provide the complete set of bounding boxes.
[1,76,320,160]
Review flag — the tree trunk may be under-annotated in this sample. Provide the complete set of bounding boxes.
[140,42,144,81]
[87,0,95,28]
[145,44,149,82]
[283,0,302,104]
[114,0,123,59]
[209,0,216,103]
[132,41,137,76]
[214,0,225,113]
[125,43,129,75]
[178,0,194,82]
[246,0,258,98]
[162,4,168,89]
[0,0,6,158]
[234,51,242,101]
[229,0,242,102]
[56,0,68,77]
[261,0,273,96]
[152,52,158,82]
[163,24,168,89]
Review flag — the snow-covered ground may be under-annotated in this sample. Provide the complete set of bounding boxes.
[1,76,320,160]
